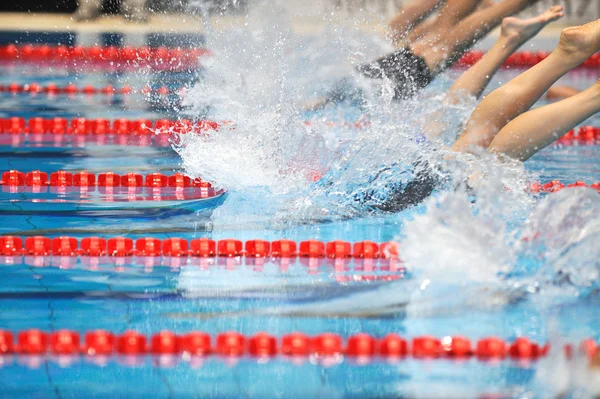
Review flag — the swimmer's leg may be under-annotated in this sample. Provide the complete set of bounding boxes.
[447,6,564,102]
[488,79,600,161]
[424,7,562,142]
[412,0,544,74]
[409,0,488,45]
[388,0,446,45]
[546,85,581,101]
[452,18,600,152]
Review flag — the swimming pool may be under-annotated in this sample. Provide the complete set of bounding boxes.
[0,28,599,398]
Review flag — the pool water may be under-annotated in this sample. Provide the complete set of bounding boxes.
[0,30,599,399]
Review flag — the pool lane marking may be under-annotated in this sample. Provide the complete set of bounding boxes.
[2,44,600,70]
[1,117,599,147]
[2,329,598,363]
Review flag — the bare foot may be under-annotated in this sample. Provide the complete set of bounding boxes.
[556,18,600,65]
[501,6,564,47]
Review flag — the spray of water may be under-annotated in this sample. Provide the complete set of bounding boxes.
[175,5,600,390]
[175,0,600,286]
[178,1,381,190]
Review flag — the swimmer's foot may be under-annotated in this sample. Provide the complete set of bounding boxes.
[555,18,600,66]
[500,6,564,48]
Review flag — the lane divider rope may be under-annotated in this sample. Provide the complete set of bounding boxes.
[0,83,180,96]
[0,170,211,188]
[0,171,222,205]
[1,170,598,195]
[0,117,220,136]
[0,236,399,259]
[530,180,600,193]
[1,117,598,147]
[1,45,599,70]
[0,44,210,71]
[0,329,597,362]
[0,170,598,212]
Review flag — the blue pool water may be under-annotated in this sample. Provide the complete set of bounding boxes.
[0,30,599,398]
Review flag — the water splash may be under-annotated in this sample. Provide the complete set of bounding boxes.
[401,164,600,301]
[177,0,600,306]
[175,0,466,225]
[518,188,600,291]
[172,7,600,396]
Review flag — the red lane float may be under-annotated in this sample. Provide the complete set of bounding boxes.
[249,333,278,357]
[1,170,596,201]
[0,83,181,96]
[0,44,210,71]
[1,117,598,148]
[0,329,593,363]
[0,46,598,70]
[0,236,402,259]
[271,240,297,257]
[0,117,220,136]
[281,333,310,356]
[245,239,270,258]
